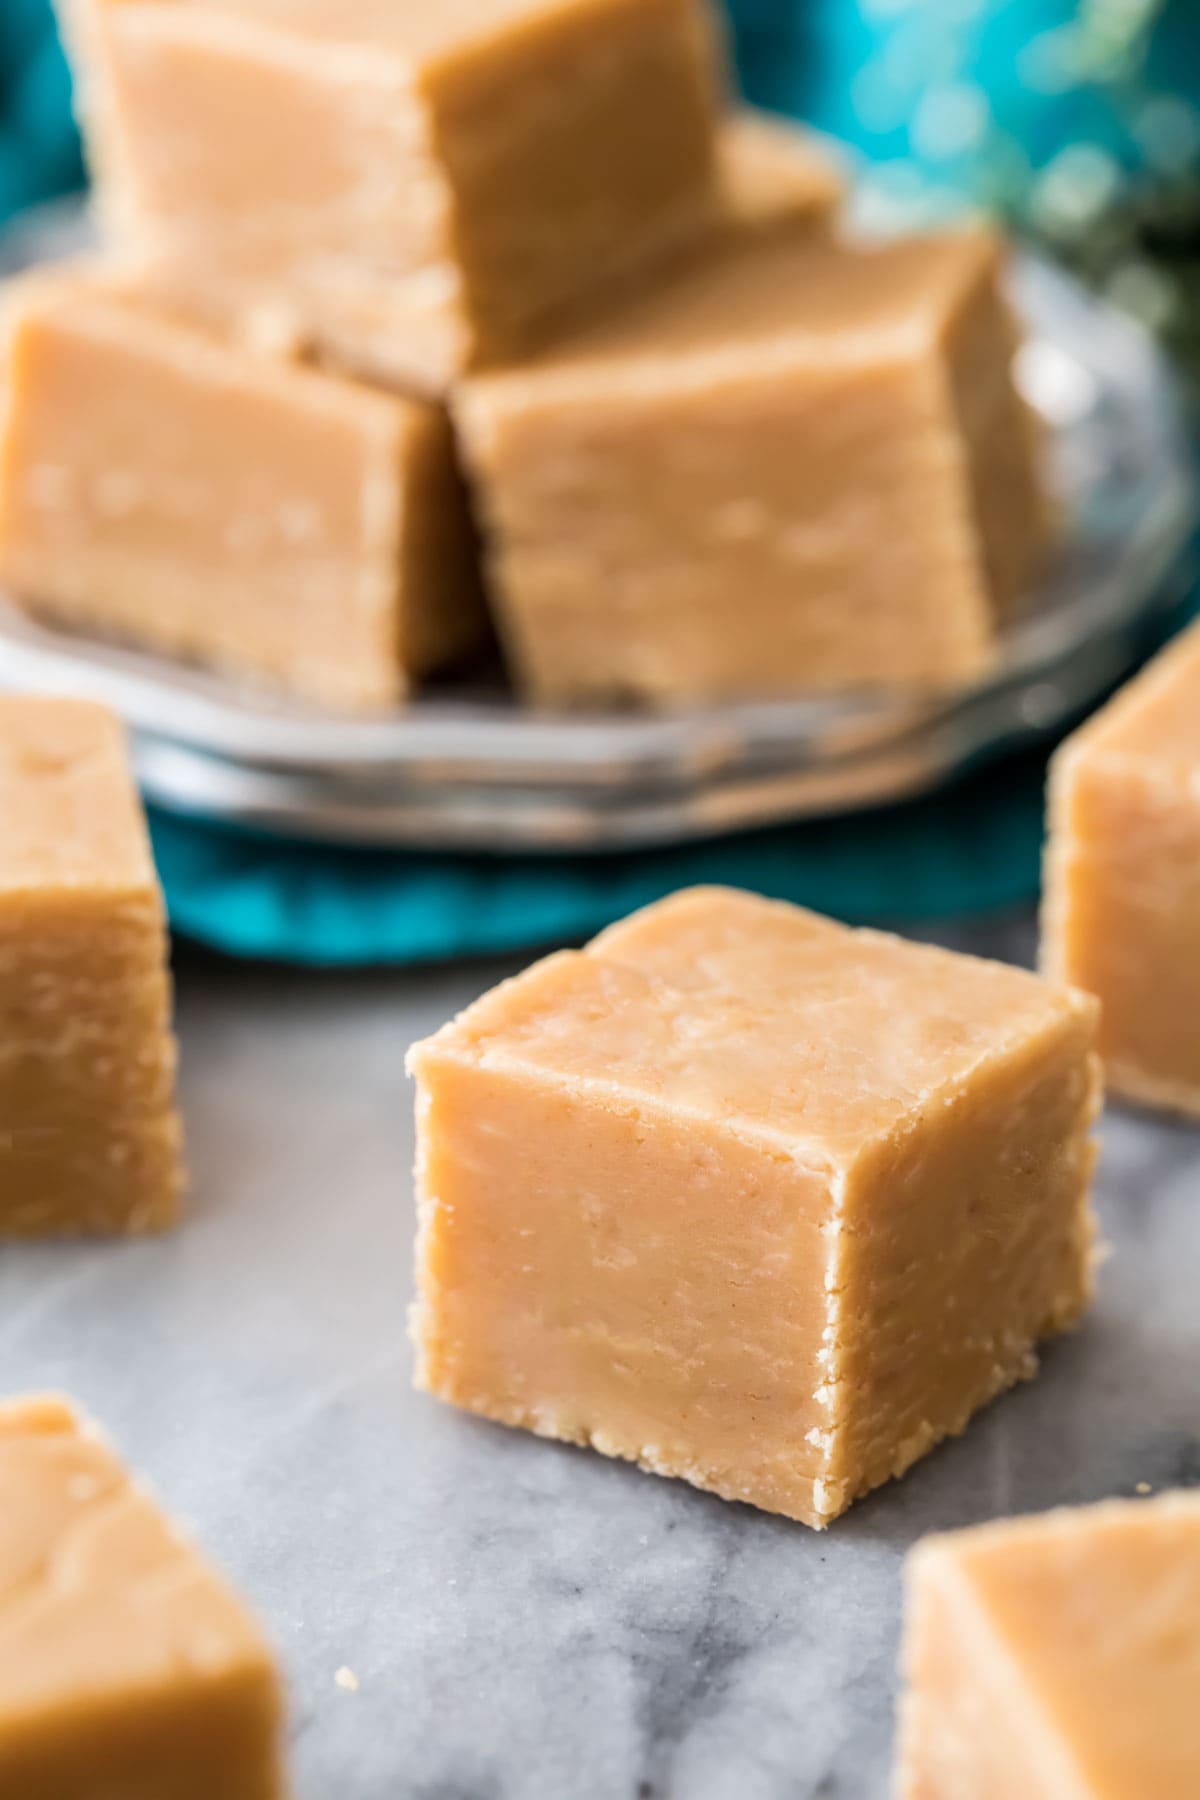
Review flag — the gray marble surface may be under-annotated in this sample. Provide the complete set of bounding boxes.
[1,913,1197,1800]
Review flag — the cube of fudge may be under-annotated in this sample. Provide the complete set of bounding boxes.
[0,697,183,1237]
[0,1395,285,1798]
[408,887,1099,1527]
[717,109,846,239]
[897,1491,1200,1799]
[1044,621,1200,1117]
[456,229,1045,706]
[64,0,725,392]
[0,269,485,709]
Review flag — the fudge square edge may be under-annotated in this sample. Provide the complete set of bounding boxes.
[1043,616,1200,1118]
[408,887,1101,1528]
[0,695,183,1236]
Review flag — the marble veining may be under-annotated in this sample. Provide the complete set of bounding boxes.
[0,914,1195,1798]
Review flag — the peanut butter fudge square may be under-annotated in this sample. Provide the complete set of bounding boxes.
[1044,618,1200,1117]
[0,1396,285,1798]
[0,269,485,709]
[0,696,182,1235]
[456,229,1045,705]
[898,1492,1200,1799]
[409,887,1099,1526]
[63,0,726,391]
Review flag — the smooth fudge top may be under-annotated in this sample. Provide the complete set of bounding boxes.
[410,887,1096,1172]
[91,0,714,65]
[1,268,428,437]
[0,1395,278,1721]
[911,1492,1200,1797]
[1057,619,1200,776]
[0,697,158,900]
[461,228,1002,404]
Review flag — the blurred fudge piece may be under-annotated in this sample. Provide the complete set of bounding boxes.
[119,111,846,392]
[0,1395,285,1798]
[408,886,1100,1527]
[717,109,846,237]
[0,697,183,1237]
[1044,619,1200,1116]
[63,0,726,393]
[898,1491,1200,1799]
[0,269,485,709]
[456,228,1045,706]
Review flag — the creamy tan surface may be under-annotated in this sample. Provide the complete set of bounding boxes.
[943,251,1048,618]
[498,887,1093,1169]
[0,693,157,897]
[1044,621,1200,1116]
[0,698,183,1236]
[409,887,1098,1526]
[899,1492,1200,1799]
[0,1395,284,1799]
[127,109,838,395]
[717,110,845,236]
[70,0,723,388]
[0,271,484,708]
[457,229,1045,704]
[466,228,1005,393]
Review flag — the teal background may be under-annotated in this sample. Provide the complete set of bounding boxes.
[735,0,1198,171]
[1,2,1196,962]
[0,0,82,228]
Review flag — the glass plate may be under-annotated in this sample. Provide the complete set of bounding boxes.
[0,204,1194,849]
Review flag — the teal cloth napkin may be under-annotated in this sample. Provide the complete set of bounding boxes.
[0,1,82,227]
[147,749,1050,967]
[142,573,1196,964]
[2,1,1197,963]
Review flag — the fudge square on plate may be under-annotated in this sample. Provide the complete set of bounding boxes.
[897,1491,1200,1799]
[112,111,845,398]
[0,1395,285,1799]
[64,0,725,393]
[1044,619,1200,1117]
[408,888,1100,1527]
[456,227,1046,706]
[0,268,485,710]
[0,696,182,1235]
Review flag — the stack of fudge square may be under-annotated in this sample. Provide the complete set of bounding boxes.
[1,4,1199,1797]
[0,0,1047,711]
